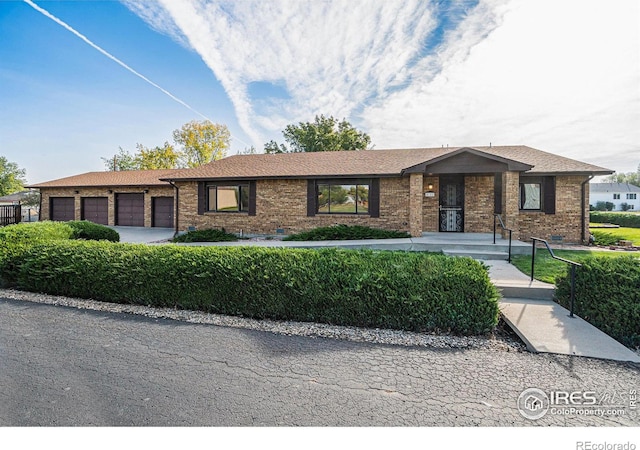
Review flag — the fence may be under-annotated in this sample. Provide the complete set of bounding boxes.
[0,205,22,227]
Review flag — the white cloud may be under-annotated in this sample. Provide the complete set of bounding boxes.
[124,0,640,172]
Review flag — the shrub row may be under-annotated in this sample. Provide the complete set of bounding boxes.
[555,256,640,347]
[0,221,119,284]
[590,212,640,228]
[283,224,410,241]
[4,242,500,335]
[172,228,237,243]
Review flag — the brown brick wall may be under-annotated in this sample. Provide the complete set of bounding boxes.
[464,175,495,233]
[409,173,423,237]
[422,176,439,232]
[176,178,412,235]
[517,175,588,244]
[39,186,174,227]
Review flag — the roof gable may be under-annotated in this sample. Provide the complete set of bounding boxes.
[402,147,533,174]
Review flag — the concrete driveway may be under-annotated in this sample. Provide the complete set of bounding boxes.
[108,226,174,243]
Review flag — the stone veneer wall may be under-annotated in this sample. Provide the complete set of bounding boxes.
[517,175,589,244]
[176,177,412,235]
[39,186,175,227]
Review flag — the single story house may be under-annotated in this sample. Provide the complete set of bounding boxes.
[589,182,640,211]
[29,146,612,243]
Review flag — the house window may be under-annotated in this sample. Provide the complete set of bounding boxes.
[207,185,249,212]
[316,181,370,214]
[627,193,637,200]
[613,193,621,199]
[520,183,541,210]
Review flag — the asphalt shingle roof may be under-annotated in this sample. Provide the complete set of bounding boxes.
[28,169,181,188]
[161,146,612,181]
[28,146,612,188]
[590,182,640,193]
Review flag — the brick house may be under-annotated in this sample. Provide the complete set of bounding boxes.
[30,146,612,243]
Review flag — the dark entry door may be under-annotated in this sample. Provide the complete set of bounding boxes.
[50,197,75,222]
[81,197,108,225]
[116,193,144,227]
[152,197,174,228]
[439,175,464,232]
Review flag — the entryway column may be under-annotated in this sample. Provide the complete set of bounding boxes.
[409,173,423,237]
[501,171,520,239]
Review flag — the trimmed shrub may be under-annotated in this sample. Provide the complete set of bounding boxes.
[0,221,74,285]
[67,221,120,242]
[590,212,640,228]
[172,228,238,243]
[8,242,500,335]
[591,230,621,246]
[284,225,410,241]
[555,256,640,347]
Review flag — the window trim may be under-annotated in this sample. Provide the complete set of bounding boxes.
[206,183,250,213]
[519,182,542,211]
[316,180,371,215]
[614,193,621,200]
[627,193,637,200]
[519,176,555,214]
[307,178,377,216]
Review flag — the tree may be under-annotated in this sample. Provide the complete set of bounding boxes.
[0,156,27,196]
[604,164,640,187]
[101,147,139,171]
[264,115,371,153]
[173,120,230,168]
[135,142,180,170]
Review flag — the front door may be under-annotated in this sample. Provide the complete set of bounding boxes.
[439,175,464,232]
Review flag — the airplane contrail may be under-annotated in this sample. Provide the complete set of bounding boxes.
[23,0,214,124]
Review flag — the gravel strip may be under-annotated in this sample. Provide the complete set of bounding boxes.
[0,288,525,352]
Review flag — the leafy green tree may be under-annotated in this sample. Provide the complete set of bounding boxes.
[265,115,371,153]
[101,147,139,171]
[173,120,230,168]
[0,156,27,196]
[135,142,180,170]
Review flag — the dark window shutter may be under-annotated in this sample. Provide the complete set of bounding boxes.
[307,180,316,217]
[369,178,380,218]
[543,176,556,214]
[248,181,257,216]
[494,173,502,214]
[197,182,206,215]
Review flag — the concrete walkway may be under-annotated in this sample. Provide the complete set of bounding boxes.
[484,260,640,363]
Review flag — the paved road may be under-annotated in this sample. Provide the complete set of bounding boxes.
[0,297,638,426]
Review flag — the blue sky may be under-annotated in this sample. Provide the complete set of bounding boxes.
[0,0,638,184]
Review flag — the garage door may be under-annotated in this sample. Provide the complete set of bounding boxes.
[50,197,75,222]
[116,193,144,227]
[152,197,174,228]
[81,197,109,225]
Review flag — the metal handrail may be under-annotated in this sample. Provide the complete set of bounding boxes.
[530,237,581,318]
[493,214,512,262]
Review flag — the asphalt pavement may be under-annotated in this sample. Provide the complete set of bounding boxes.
[0,297,638,427]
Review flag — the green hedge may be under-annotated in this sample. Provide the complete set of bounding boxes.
[555,256,640,347]
[172,228,237,243]
[284,225,410,241]
[590,212,640,228]
[0,221,119,285]
[591,230,621,246]
[6,242,500,335]
[68,221,120,242]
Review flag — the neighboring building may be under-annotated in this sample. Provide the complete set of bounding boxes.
[0,190,38,223]
[29,146,612,243]
[589,182,640,211]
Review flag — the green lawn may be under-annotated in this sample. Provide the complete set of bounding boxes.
[589,226,640,246]
[511,249,636,284]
